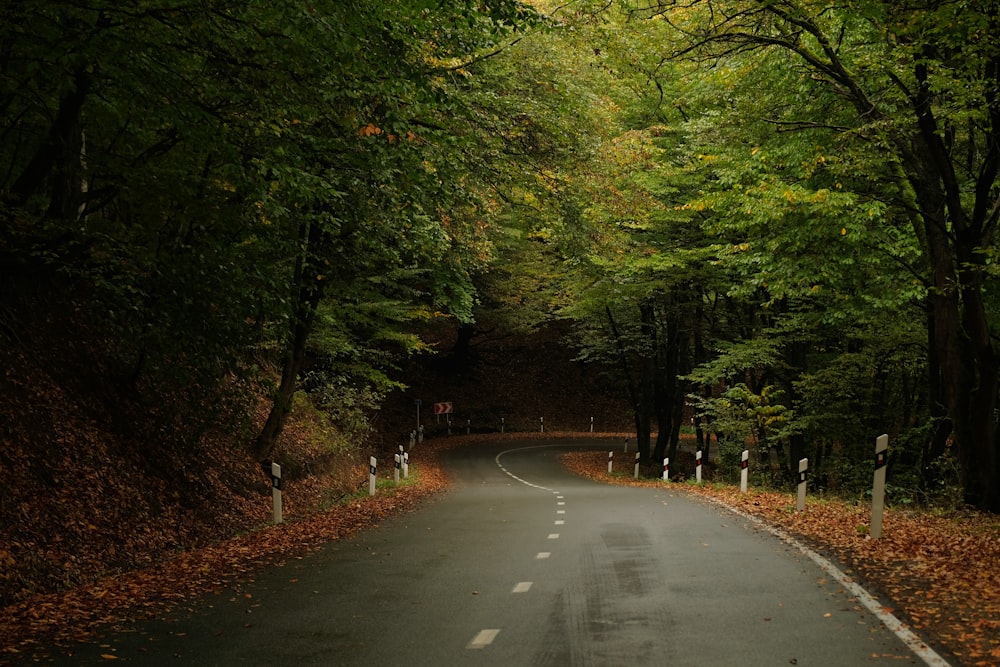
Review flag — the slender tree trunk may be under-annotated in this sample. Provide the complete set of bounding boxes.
[639,301,657,463]
[252,289,320,462]
[653,308,679,465]
[254,219,327,462]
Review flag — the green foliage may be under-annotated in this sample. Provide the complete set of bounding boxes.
[5,0,1000,511]
[532,0,995,507]
[0,0,552,457]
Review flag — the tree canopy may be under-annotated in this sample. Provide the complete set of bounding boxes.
[3,0,1000,511]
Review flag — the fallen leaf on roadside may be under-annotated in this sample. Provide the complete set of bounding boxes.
[562,449,1000,667]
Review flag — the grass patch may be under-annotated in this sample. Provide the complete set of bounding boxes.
[327,466,423,506]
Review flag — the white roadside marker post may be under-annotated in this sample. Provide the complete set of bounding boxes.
[466,419,471,435]
[796,458,808,512]
[871,434,889,539]
[394,453,401,485]
[409,431,416,449]
[500,417,505,434]
[417,425,423,444]
[271,462,283,525]
[608,451,613,474]
[695,450,703,484]
[624,437,629,453]
[540,417,544,433]
[634,452,640,479]
[369,456,377,496]
[590,416,594,433]
[740,450,749,493]
[403,452,409,479]
[663,457,669,481]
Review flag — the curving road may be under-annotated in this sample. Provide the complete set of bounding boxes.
[53,440,938,666]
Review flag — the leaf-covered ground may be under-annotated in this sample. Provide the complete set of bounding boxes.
[0,442,451,665]
[563,450,1000,667]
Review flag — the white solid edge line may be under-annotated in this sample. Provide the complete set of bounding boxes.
[494,443,949,665]
[467,628,501,649]
[495,447,559,492]
[709,497,951,667]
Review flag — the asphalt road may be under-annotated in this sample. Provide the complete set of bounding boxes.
[52,440,930,666]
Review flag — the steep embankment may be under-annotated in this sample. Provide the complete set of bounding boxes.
[0,291,356,612]
[1,309,631,614]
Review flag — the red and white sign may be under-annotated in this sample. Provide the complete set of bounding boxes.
[433,401,453,415]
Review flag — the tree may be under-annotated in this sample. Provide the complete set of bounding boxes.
[612,0,1000,510]
[0,0,548,463]
[1,1,301,440]
[250,0,546,461]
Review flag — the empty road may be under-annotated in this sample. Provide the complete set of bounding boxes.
[52,440,936,666]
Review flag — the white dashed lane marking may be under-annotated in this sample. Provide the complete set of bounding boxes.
[512,582,532,593]
[547,533,559,539]
[536,552,551,559]
[467,629,500,649]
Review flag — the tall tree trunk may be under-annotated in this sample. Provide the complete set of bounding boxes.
[955,238,1000,511]
[606,305,651,459]
[904,65,1000,511]
[653,302,677,465]
[782,338,808,481]
[9,68,90,214]
[923,301,951,465]
[907,174,1000,510]
[452,322,476,368]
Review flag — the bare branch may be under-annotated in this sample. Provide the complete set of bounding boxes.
[761,118,851,133]
[441,36,525,72]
